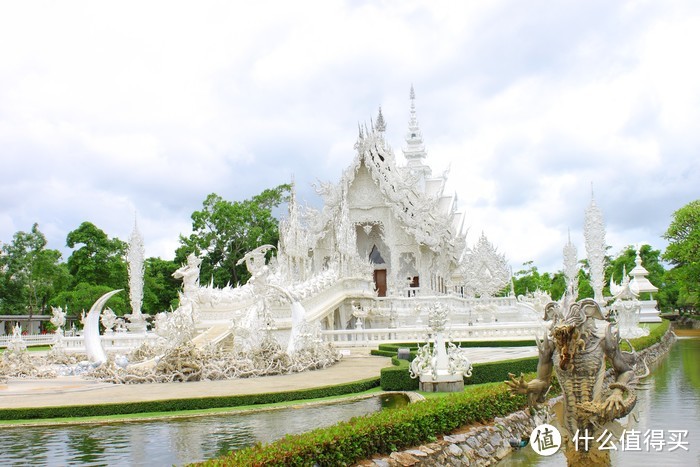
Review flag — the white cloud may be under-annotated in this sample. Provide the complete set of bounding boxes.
[0,0,697,273]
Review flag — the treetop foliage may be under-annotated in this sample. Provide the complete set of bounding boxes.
[177,184,291,287]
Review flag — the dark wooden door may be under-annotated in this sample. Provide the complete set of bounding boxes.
[374,269,387,297]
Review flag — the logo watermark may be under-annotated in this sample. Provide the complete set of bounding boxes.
[573,429,689,452]
[530,425,690,456]
[530,424,562,456]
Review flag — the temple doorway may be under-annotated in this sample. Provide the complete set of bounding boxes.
[373,269,387,297]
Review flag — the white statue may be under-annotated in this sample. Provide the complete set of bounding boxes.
[173,253,202,296]
[101,307,117,333]
[50,306,66,331]
[410,304,472,392]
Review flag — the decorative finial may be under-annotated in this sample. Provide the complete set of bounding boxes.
[410,84,415,100]
[376,106,386,132]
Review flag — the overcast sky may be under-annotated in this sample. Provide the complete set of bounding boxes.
[1,0,698,273]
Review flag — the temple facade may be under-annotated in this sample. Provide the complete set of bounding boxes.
[279,88,512,302]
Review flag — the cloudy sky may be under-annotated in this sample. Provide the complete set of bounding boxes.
[1,0,698,273]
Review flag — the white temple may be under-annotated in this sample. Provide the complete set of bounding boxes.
[51,89,549,358]
[180,88,542,348]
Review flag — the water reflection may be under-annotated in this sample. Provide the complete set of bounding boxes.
[500,338,700,466]
[0,394,407,466]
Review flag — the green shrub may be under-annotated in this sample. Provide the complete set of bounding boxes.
[379,357,418,391]
[468,357,538,385]
[0,377,380,421]
[379,351,538,390]
[621,320,670,352]
[371,340,536,358]
[205,383,528,466]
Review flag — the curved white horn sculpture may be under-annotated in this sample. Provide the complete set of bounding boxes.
[84,289,123,366]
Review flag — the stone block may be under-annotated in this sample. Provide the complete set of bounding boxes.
[447,444,463,457]
[389,452,419,466]
[405,449,427,457]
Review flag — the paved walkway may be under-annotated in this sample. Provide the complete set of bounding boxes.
[0,346,537,409]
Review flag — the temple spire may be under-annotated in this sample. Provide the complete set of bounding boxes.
[403,85,431,184]
[376,107,386,132]
[584,190,606,303]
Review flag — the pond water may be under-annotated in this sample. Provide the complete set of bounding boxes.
[499,337,700,466]
[0,393,408,466]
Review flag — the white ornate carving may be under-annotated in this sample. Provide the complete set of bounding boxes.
[584,192,606,302]
[461,232,510,298]
[563,230,579,298]
[609,269,648,338]
[101,307,117,332]
[127,218,145,317]
[50,306,66,331]
[410,303,472,386]
[173,253,202,297]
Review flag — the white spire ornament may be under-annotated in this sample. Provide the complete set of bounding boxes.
[584,190,606,303]
[126,216,147,332]
[563,229,579,298]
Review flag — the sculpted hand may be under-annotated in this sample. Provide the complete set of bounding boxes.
[602,391,624,417]
[505,372,529,395]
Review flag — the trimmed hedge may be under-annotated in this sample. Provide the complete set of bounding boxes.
[379,353,538,390]
[378,320,672,391]
[203,382,528,466]
[468,356,538,385]
[0,377,380,421]
[370,339,536,358]
[379,357,419,391]
[621,320,670,352]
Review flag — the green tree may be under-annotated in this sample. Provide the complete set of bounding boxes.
[605,245,677,310]
[66,222,128,290]
[663,199,700,311]
[142,257,180,314]
[0,224,70,316]
[55,222,129,317]
[178,184,291,287]
[51,282,128,318]
[513,261,554,297]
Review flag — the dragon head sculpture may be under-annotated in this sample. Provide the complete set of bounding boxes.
[546,298,605,371]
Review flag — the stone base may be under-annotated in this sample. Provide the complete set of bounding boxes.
[419,374,464,393]
[639,301,662,323]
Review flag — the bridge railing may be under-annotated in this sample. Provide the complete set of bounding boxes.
[321,322,546,346]
[0,334,56,348]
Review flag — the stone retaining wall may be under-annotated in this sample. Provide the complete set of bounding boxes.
[356,327,677,467]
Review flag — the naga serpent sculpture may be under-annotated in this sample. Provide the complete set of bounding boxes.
[506,298,644,465]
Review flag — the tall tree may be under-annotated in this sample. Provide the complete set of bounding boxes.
[51,282,129,318]
[605,244,675,309]
[178,184,291,287]
[66,222,128,289]
[0,224,70,316]
[663,199,700,310]
[512,261,554,297]
[142,257,180,314]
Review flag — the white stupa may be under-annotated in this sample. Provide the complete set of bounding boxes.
[628,248,661,323]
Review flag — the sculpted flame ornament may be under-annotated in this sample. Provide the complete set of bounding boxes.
[461,232,510,298]
[506,298,644,465]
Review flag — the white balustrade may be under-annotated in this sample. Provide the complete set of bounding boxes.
[321,322,546,346]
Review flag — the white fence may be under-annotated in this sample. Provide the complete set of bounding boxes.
[0,332,159,352]
[0,334,56,348]
[321,322,547,346]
